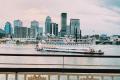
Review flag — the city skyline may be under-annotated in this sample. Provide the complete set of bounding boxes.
[0,0,120,35]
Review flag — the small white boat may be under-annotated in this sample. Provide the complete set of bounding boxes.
[35,42,104,55]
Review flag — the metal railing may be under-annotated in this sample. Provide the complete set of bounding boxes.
[0,72,120,80]
[0,54,120,80]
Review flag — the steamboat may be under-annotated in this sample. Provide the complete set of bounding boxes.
[35,38,104,55]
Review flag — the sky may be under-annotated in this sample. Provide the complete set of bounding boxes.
[0,0,120,35]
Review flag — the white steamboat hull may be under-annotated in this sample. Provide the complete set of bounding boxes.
[36,46,104,55]
[36,42,104,55]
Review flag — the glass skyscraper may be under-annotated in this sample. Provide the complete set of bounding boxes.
[45,16,52,35]
[60,13,67,37]
[4,22,12,35]
[70,19,80,38]
[14,20,23,27]
[30,20,39,38]
[14,20,23,38]
[50,23,58,36]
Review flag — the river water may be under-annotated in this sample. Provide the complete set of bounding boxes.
[0,44,120,80]
[0,43,120,55]
[0,43,120,69]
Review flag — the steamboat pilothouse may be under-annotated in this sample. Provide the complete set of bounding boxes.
[35,38,104,55]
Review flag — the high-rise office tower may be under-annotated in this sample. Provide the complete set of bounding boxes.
[14,20,23,27]
[30,20,39,38]
[27,28,31,38]
[37,27,43,37]
[45,16,52,35]
[50,23,58,36]
[0,29,5,38]
[14,20,23,38]
[39,27,43,36]
[70,19,80,38]
[4,22,13,36]
[60,13,67,37]
[66,25,70,36]
[17,27,28,38]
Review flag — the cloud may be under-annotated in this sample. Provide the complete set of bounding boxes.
[100,0,120,13]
